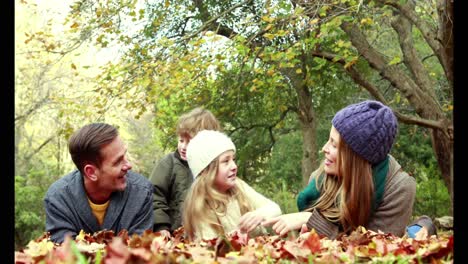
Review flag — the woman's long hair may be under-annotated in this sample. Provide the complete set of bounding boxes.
[182,156,253,240]
[306,136,374,234]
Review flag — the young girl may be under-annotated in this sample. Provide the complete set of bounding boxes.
[263,100,431,239]
[182,130,282,241]
[150,107,221,237]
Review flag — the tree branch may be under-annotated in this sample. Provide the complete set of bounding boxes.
[339,21,430,114]
[186,0,253,41]
[376,0,452,85]
[310,49,451,137]
[22,136,55,163]
[390,14,437,101]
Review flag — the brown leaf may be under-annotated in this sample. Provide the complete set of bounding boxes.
[104,237,130,264]
[301,229,321,253]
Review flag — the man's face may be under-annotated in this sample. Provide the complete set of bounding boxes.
[177,134,191,161]
[96,136,132,192]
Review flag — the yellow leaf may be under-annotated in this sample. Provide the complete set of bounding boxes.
[24,239,54,257]
[70,22,79,28]
[296,68,302,74]
[176,242,185,249]
[309,18,319,25]
[226,251,240,258]
[76,230,86,241]
[360,18,373,26]
[344,57,358,69]
[337,40,346,48]
[263,33,275,40]
[261,15,274,23]
[388,56,401,65]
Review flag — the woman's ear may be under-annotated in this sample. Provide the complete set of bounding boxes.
[83,164,98,181]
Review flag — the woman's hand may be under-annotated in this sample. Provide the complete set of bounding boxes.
[261,212,312,236]
[238,211,266,233]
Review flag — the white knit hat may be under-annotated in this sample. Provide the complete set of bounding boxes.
[186,130,236,178]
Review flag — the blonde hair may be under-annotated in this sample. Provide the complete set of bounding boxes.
[176,107,221,138]
[182,157,253,240]
[306,135,374,234]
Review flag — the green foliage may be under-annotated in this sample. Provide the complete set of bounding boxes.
[251,178,299,215]
[120,113,165,177]
[412,164,450,218]
[392,123,450,218]
[241,131,303,214]
[392,124,437,179]
[15,174,48,250]
[266,132,303,192]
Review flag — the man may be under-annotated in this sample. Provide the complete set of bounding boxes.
[44,123,153,243]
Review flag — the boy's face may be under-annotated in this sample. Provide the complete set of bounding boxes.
[177,134,191,160]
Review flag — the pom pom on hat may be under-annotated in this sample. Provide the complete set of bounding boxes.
[186,130,236,178]
[332,100,398,164]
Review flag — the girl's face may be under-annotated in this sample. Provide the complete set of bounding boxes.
[322,126,340,176]
[215,150,237,193]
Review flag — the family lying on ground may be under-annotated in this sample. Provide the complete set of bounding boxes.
[44,101,437,244]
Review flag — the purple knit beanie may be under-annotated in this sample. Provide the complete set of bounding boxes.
[332,100,398,164]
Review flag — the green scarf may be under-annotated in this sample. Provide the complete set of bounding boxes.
[296,156,389,212]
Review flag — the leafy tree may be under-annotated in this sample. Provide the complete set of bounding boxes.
[50,0,360,186]
[25,0,452,211]
[292,0,453,208]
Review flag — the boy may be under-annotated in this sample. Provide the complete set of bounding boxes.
[150,107,220,236]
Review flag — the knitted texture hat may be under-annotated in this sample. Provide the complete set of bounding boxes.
[332,100,398,164]
[186,130,236,178]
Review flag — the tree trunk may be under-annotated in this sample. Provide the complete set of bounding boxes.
[431,126,453,215]
[282,63,320,186]
[296,83,318,186]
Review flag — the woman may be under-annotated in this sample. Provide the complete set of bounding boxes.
[263,100,426,239]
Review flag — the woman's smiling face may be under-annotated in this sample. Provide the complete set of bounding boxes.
[322,126,340,176]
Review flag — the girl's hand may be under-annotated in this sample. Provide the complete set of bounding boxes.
[261,212,312,236]
[238,211,265,233]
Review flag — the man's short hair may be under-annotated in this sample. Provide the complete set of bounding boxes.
[68,123,119,173]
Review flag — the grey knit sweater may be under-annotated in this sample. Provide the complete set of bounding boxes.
[44,170,154,243]
[306,155,416,238]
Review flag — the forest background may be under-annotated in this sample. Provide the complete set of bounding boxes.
[14,0,453,250]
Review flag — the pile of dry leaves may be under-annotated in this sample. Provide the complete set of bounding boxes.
[15,226,453,263]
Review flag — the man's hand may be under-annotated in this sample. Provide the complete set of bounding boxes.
[158,229,172,238]
[261,212,312,236]
[238,211,265,233]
